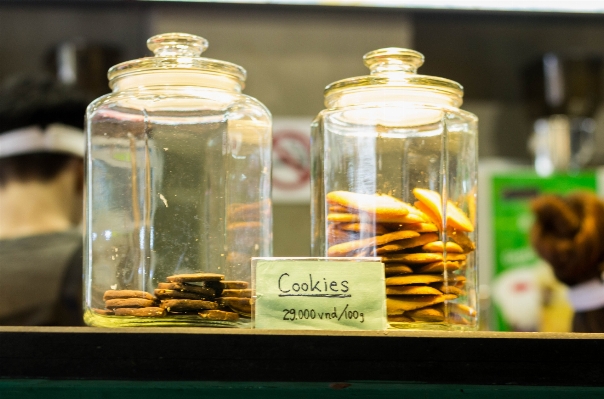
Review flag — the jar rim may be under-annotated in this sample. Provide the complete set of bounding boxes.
[107,33,247,88]
[108,57,247,87]
[324,47,464,107]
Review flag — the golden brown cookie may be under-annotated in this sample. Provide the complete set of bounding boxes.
[103,290,155,301]
[384,264,414,276]
[432,285,465,296]
[328,205,350,213]
[327,213,362,223]
[415,261,461,273]
[388,314,414,323]
[406,306,445,322]
[412,188,442,216]
[406,204,430,221]
[381,252,443,264]
[386,294,456,314]
[391,213,426,223]
[448,275,467,285]
[385,274,444,285]
[446,201,474,232]
[422,241,464,253]
[338,222,389,235]
[328,213,424,224]
[447,228,476,252]
[328,225,359,245]
[414,201,442,230]
[445,253,467,262]
[166,273,224,283]
[198,309,239,321]
[114,307,166,317]
[375,233,439,255]
[386,285,443,296]
[449,303,476,317]
[385,222,439,233]
[328,230,419,256]
[413,188,443,224]
[413,188,474,232]
[105,298,156,309]
[326,191,410,218]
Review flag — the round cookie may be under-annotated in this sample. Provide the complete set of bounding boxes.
[105,298,156,309]
[166,273,224,283]
[221,289,252,298]
[160,299,218,313]
[384,264,414,276]
[203,281,249,296]
[198,310,239,321]
[219,297,252,316]
[406,306,445,322]
[388,314,414,323]
[157,282,215,298]
[154,289,208,300]
[386,285,443,296]
[222,281,249,289]
[114,307,166,317]
[328,230,420,257]
[103,290,155,301]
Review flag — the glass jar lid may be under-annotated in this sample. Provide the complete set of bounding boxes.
[324,48,464,108]
[107,33,247,89]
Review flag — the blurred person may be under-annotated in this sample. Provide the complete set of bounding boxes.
[0,76,87,325]
[531,191,604,332]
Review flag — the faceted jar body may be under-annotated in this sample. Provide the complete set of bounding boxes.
[84,85,272,327]
[311,102,478,330]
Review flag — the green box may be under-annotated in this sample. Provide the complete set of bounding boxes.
[487,168,601,331]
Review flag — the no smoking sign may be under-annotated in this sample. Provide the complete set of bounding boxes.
[272,117,313,204]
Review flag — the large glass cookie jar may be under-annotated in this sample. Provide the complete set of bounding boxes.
[84,33,272,327]
[311,48,478,330]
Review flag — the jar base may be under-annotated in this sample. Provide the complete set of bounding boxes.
[84,309,250,328]
[388,321,478,331]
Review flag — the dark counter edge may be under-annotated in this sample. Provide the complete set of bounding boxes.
[2,327,604,386]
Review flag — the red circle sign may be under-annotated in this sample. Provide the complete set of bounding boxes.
[272,130,311,190]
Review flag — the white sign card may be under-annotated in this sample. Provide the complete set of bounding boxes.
[253,257,387,330]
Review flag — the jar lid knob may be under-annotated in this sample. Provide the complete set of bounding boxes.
[363,48,425,75]
[147,33,209,57]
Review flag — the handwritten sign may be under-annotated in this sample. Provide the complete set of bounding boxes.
[253,258,387,330]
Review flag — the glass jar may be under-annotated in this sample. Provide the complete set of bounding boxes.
[84,33,272,327]
[311,48,478,330]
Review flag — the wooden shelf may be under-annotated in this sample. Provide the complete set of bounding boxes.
[2,327,604,386]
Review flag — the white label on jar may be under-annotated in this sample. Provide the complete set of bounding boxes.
[253,258,387,330]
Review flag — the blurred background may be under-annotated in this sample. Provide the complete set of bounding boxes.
[3,0,604,331]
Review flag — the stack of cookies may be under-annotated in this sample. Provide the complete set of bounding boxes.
[326,188,477,325]
[95,273,252,323]
[102,290,165,317]
[155,273,233,321]
[225,199,271,270]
